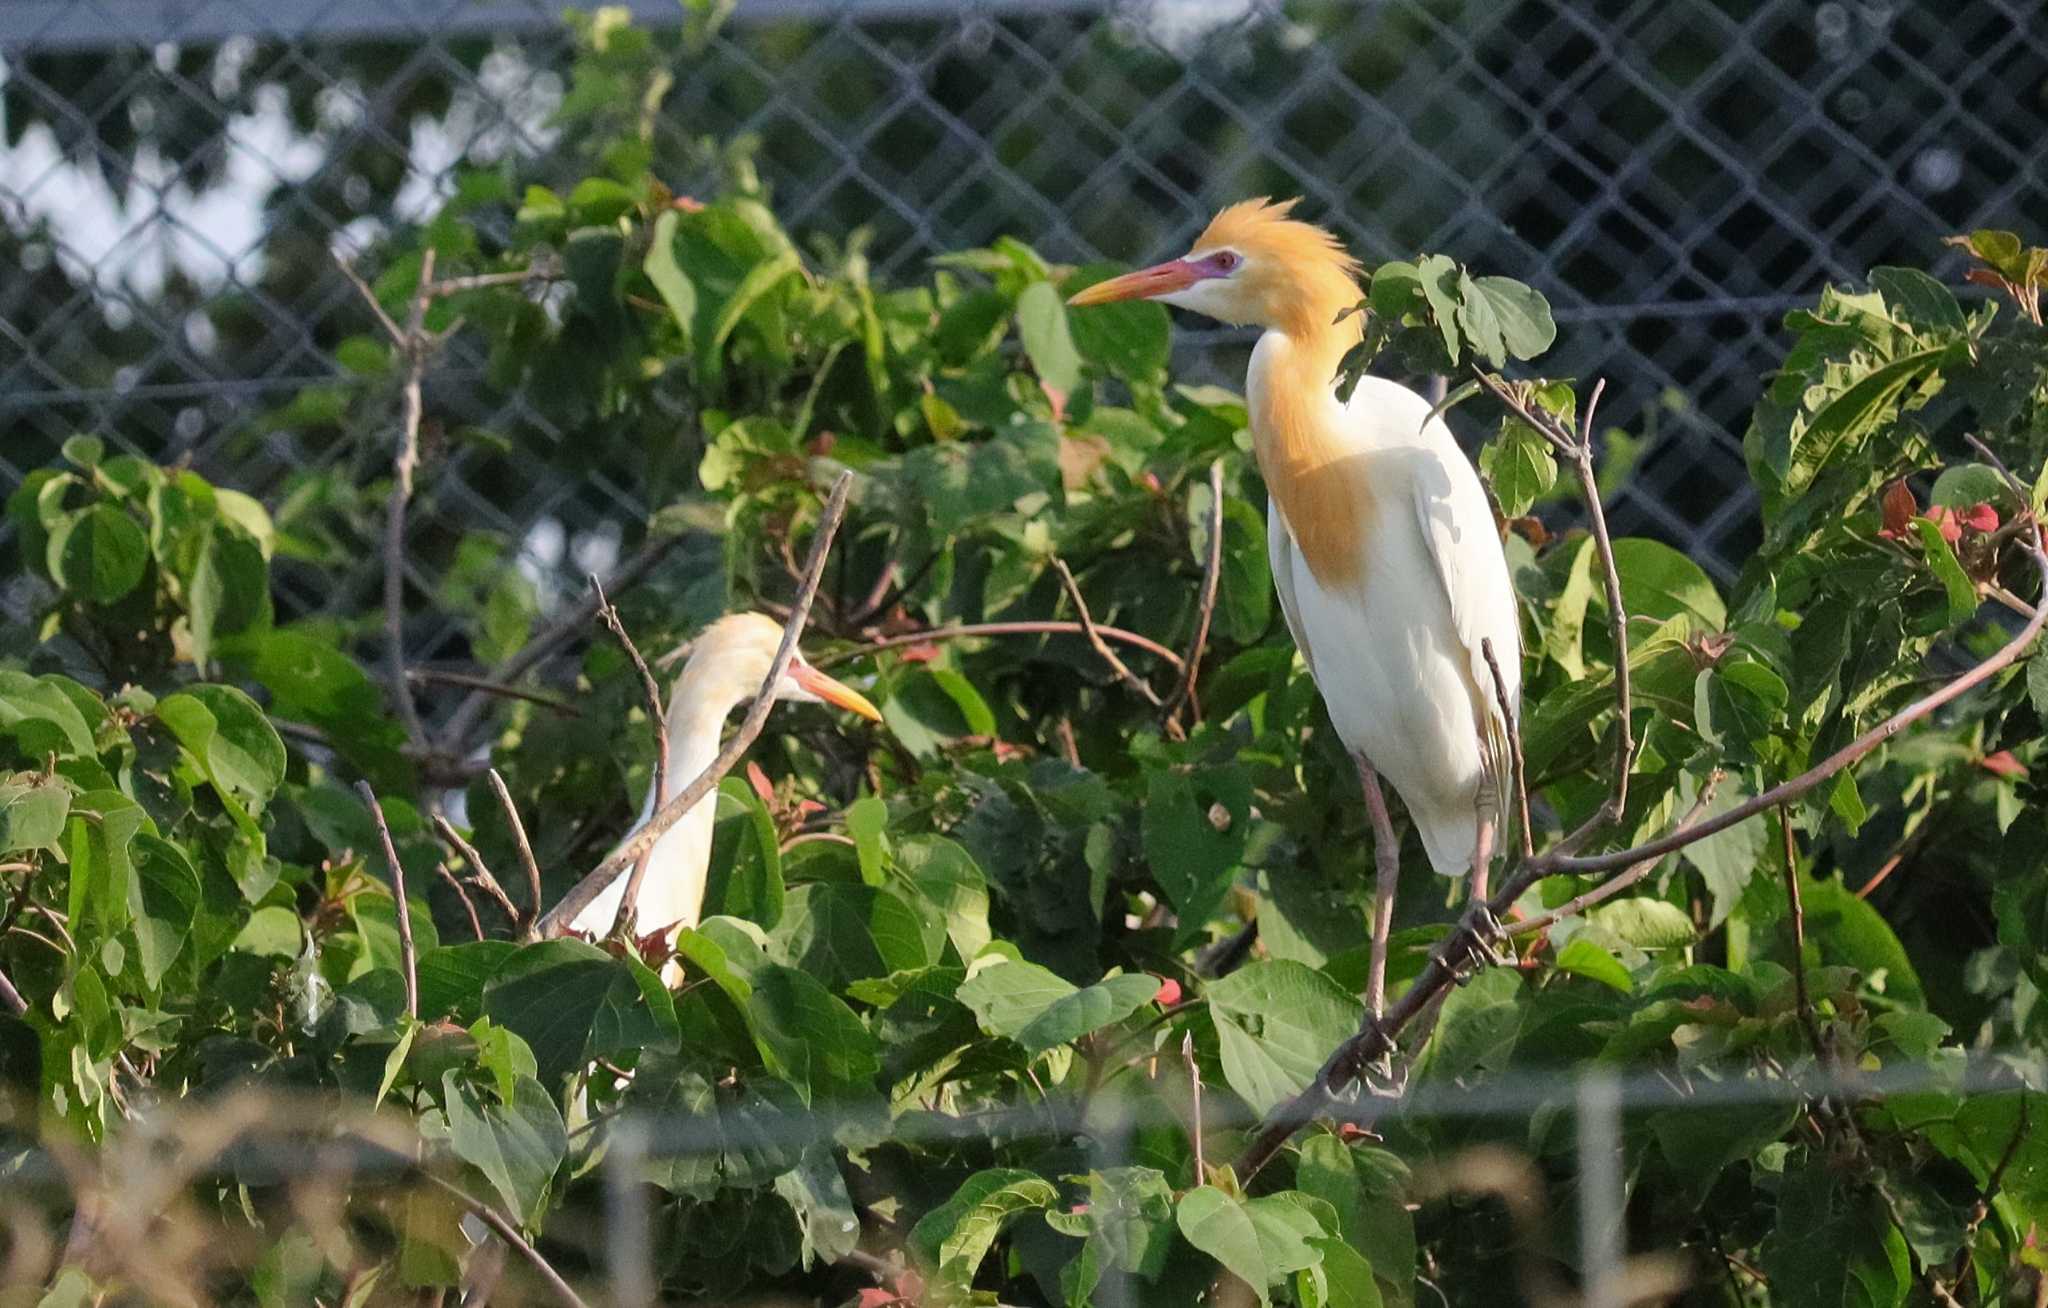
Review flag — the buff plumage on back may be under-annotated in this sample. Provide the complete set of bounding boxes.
[1199,199,1374,589]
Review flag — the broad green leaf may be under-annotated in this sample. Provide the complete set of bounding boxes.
[1586,898,1696,950]
[774,1146,860,1269]
[1214,497,1274,644]
[644,209,697,348]
[156,685,286,811]
[1207,960,1364,1114]
[416,941,517,1025]
[1454,268,1507,370]
[955,959,1077,1038]
[1302,1237,1384,1308]
[1928,462,2012,510]
[47,505,148,604]
[1760,1158,1909,1308]
[1480,422,1557,516]
[128,832,199,989]
[746,963,880,1102]
[1414,254,1462,365]
[1554,937,1634,994]
[1066,265,1171,381]
[1142,769,1250,939]
[1296,1137,1414,1308]
[1468,275,1557,361]
[1011,972,1161,1057]
[0,778,71,853]
[1695,659,1788,758]
[894,836,991,961]
[442,1070,566,1226]
[1803,875,1923,1005]
[1611,537,1725,633]
[186,523,269,666]
[706,779,784,928]
[480,940,621,1087]
[1081,1166,1175,1278]
[771,882,932,987]
[1016,281,1083,395]
[911,1168,1057,1289]
[846,796,888,886]
[1870,265,1965,333]
[1176,1187,1324,1307]
[1784,343,1961,495]
[1680,774,1769,929]
[0,671,99,757]
[1547,535,1597,679]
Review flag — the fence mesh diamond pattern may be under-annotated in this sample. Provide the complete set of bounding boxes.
[2,0,2044,645]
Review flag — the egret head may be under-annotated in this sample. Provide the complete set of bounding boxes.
[1065,197,1361,339]
[678,612,882,721]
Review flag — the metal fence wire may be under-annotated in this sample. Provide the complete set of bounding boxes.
[2,0,2045,629]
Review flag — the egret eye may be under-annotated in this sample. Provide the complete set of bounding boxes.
[1212,250,1241,272]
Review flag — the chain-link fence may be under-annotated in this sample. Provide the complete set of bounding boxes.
[2,0,2044,617]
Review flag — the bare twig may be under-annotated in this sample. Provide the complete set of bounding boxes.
[338,247,438,751]
[1481,637,1533,862]
[534,471,856,938]
[1162,458,1226,733]
[1052,557,1165,707]
[431,815,521,927]
[435,863,485,940]
[355,781,419,1018]
[441,532,686,748]
[405,669,580,716]
[815,621,1185,673]
[1233,532,2048,1180]
[1182,1030,1206,1183]
[591,574,671,939]
[1781,806,1827,1068]
[419,1174,590,1308]
[487,769,544,933]
[0,961,27,1016]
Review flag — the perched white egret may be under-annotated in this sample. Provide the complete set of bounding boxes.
[1068,198,1520,924]
[570,612,880,945]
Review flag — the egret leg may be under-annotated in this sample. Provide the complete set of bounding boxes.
[1469,812,1495,905]
[1357,757,1400,1020]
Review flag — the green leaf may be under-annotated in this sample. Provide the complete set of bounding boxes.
[480,940,622,1087]
[1010,972,1160,1057]
[416,941,517,1025]
[1681,774,1769,929]
[442,1070,566,1226]
[1066,266,1171,382]
[706,779,784,928]
[955,960,1076,1037]
[1207,961,1365,1115]
[1871,265,1966,333]
[128,832,199,989]
[0,778,71,853]
[846,796,888,886]
[1586,898,1696,950]
[1303,1237,1384,1308]
[911,1168,1058,1286]
[1928,463,2013,510]
[1760,1158,1909,1308]
[567,176,636,223]
[894,836,991,962]
[1454,268,1507,370]
[186,523,269,666]
[155,685,286,812]
[1210,496,1274,644]
[1468,275,1557,361]
[1295,1137,1414,1307]
[1142,768,1250,938]
[1554,937,1634,993]
[1547,536,1597,678]
[1803,875,1923,1005]
[746,963,880,1102]
[643,209,697,349]
[1785,343,1961,495]
[0,671,99,757]
[1176,1187,1324,1307]
[1612,537,1725,633]
[1082,1167,1175,1278]
[1414,254,1463,365]
[1480,422,1558,517]
[1695,659,1788,758]
[47,505,149,604]
[771,882,932,987]
[1912,518,1979,626]
[1015,281,1083,396]
[774,1146,860,1269]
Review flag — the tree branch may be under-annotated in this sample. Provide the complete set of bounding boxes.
[591,574,671,939]
[487,768,544,935]
[436,862,485,940]
[813,621,1185,674]
[418,1174,590,1308]
[355,781,419,1018]
[1781,805,1828,1069]
[533,471,856,939]
[405,668,580,716]
[1506,771,1722,939]
[1052,557,1164,707]
[1162,458,1226,734]
[431,815,521,928]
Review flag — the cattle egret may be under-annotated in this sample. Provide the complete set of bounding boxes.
[1068,198,1520,985]
[570,612,880,947]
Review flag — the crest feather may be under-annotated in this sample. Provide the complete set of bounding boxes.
[1191,196,1360,277]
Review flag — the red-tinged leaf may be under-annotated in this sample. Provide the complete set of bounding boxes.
[671,194,705,212]
[746,761,776,806]
[854,1290,900,1308]
[1336,1122,1381,1143]
[1042,380,1068,423]
[894,1268,925,1302]
[1879,479,1917,540]
[1982,751,2029,779]
[898,642,939,664]
[1069,1202,1090,1215]
[1153,976,1183,1007]
[1964,268,2007,290]
[1958,502,2001,534]
[793,798,826,819]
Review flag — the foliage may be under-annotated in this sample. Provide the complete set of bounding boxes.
[6,17,2048,1308]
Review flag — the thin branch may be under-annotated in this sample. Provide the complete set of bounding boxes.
[1182,1030,1206,1183]
[1482,637,1533,862]
[435,863,485,941]
[1052,557,1165,707]
[440,532,687,749]
[1507,771,1723,939]
[431,815,521,927]
[591,574,671,939]
[533,471,856,939]
[1358,759,1401,1020]
[418,1174,590,1308]
[1162,458,1226,733]
[355,781,419,1019]
[0,961,26,1017]
[487,769,544,934]
[1234,532,2048,1180]
[405,669,580,716]
[1781,806,1828,1068]
[816,621,1185,674]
